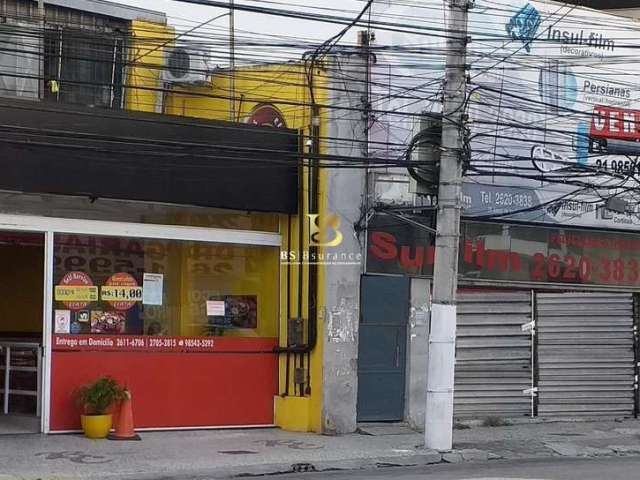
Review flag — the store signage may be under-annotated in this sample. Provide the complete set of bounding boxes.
[101,286,143,302]
[54,285,99,302]
[367,217,640,288]
[245,103,287,129]
[52,334,217,353]
[591,105,640,141]
[102,272,141,310]
[371,0,640,231]
[56,272,98,310]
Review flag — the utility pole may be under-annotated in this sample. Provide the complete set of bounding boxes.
[38,0,45,99]
[425,0,469,451]
[229,0,236,122]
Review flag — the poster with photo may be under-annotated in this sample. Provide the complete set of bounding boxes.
[207,295,257,329]
[90,310,126,334]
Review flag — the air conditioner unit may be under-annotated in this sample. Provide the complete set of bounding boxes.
[163,46,211,85]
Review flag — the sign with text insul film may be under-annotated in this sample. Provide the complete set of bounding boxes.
[367,216,640,289]
[371,0,640,231]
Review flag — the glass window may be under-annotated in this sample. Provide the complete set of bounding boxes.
[44,28,124,109]
[0,192,280,233]
[52,234,279,338]
[0,20,40,99]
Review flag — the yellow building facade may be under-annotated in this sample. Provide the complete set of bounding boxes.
[125,21,329,433]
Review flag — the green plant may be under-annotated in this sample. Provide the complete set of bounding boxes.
[76,377,126,415]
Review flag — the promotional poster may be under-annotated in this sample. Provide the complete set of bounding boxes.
[372,0,640,230]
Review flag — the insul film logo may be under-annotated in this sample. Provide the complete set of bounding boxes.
[506,3,541,53]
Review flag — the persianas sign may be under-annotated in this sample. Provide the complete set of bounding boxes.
[53,334,216,353]
[367,219,640,288]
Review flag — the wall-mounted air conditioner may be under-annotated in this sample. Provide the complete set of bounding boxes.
[163,46,211,85]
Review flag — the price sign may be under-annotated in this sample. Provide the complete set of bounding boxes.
[56,271,97,310]
[103,272,141,311]
[55,285,99,302]
[101,286,143,301]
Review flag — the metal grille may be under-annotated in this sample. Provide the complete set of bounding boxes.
[537,292,635,417]
[454,291,533,418]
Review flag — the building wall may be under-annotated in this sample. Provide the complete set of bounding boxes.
[165,62,333,432]
[406,278,430,431]
[126,20,174,113]
[321,53,367,434]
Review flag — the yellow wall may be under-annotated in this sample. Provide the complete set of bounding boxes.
[0,245,44,335]
[166,63,329,432]
[129,43,330,431]
[126,20,174,113]
[178,244,280,338]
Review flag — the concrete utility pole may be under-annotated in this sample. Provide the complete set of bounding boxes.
[229,0,235,122]
[38,0,45,99]
[425,0,469,450]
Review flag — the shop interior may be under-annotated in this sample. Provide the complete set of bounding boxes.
[0,232,44,434]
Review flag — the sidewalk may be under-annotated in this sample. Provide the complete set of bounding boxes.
[2,418,640,479]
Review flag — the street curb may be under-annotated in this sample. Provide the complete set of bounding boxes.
[13,452,445,480]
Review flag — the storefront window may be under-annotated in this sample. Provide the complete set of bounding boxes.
[0,192,280,233]
[52,234,279,339]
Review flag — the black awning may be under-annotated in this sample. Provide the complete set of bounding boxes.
[0,99,300,214]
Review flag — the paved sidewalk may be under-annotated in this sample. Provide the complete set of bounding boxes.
[1,419,640,479]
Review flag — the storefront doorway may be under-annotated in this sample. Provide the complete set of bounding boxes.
[0,231,45,434]
[357,275,410,422]
[0,212,282,434]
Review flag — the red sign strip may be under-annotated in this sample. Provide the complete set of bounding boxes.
[591,105,640,141]
[52,335,278,353]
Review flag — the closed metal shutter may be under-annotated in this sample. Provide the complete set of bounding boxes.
[537,292,635,417]
[454,291,533,418]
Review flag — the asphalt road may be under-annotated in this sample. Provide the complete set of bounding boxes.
[275,456,640,480]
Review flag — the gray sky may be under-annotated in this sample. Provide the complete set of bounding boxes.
[119,0,367,43]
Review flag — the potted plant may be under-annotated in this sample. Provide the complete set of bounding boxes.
[76,377,126,439]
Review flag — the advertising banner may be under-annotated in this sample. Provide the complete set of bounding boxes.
[371,0,640,231]
[367,215,640,289]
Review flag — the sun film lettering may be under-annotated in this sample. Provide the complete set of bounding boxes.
[367,221,640,287]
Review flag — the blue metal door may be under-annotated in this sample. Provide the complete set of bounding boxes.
[357,275,410,421]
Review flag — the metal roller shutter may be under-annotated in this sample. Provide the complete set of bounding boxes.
[454,291,533,418]
[536,292,635,417]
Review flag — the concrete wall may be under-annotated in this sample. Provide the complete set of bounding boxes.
[405,278,430,431]
[321,52,368,434]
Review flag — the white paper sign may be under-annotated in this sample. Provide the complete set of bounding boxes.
[142,273,164,305]
[206,300,225,317]
[54,310,71,334]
